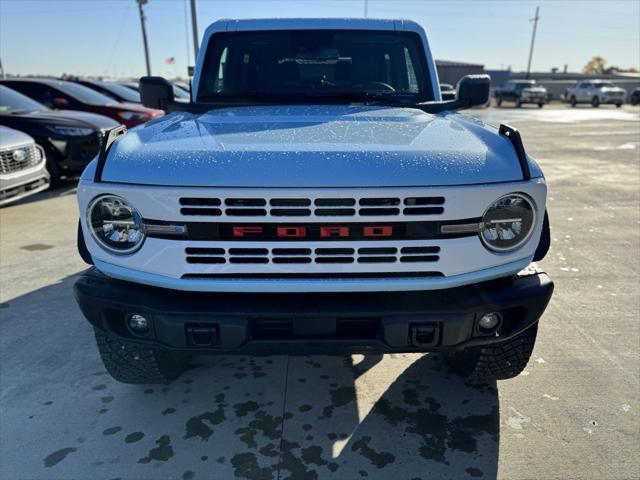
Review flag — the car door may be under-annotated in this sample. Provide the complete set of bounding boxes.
[577,82,590,101]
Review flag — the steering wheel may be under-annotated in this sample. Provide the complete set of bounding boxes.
[361,81,396,92]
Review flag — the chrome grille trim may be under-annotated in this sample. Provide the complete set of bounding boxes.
[0,144,43,175]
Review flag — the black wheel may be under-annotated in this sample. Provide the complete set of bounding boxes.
[570,96,577,107]
[615,102,622,108]
[591,96,600,108]
[538,103,544,108]
[94,329,190,384]
[496,98,502,107]
[515,99,522,108]
[632,96,639,106]
[444,323,538,382]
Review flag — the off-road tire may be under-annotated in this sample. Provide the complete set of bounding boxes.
[94,329,190,384]
[444,323,538,382]
[591,96,600,107]
[570,96,577,107]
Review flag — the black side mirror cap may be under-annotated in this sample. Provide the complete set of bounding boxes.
[139,76,175,111]
[457,74,491,108]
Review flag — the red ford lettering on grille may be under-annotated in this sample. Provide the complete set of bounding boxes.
[233,226,263,237]
[277,226,307,237]
[232,225,393,239]
[363,226,393,237]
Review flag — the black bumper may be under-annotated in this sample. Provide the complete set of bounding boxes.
[73,267,554,355]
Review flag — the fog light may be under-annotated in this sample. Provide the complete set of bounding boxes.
[478,312,501,332]
[127,314,149,332]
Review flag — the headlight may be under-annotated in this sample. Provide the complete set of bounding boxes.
[118,111,149,121]
[47,126,93,136]
[480,193,536,252]
[87,195,145,254]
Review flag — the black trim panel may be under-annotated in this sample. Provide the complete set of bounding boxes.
[93,125,127,183]
[143,218,482,241]
[499,124,531,181]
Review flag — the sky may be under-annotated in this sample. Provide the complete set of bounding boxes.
[1,0,638,79]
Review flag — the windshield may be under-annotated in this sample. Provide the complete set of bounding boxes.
[0,85,46,114]
[55,82,115,105]
[96,82,140,102]
[594,82,616,89]
[515,82,536,89]
[198,30,432,103]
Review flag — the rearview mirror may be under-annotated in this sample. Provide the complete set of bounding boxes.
[139,76,175,111]
[456,75,490,108]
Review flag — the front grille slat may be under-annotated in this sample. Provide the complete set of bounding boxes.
[178,195,446,218]
[183,245,440,268]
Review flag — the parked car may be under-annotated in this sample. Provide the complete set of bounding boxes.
[630,87,640,106]
[0,126,50,206]
[565,80,626,108]
[74,18,553,385]
[440,83,455,101]
[0,85,119,184]
[121,80,190,102]
[0,79,163,127]
[73,79,142,104]
[494,79,547,108]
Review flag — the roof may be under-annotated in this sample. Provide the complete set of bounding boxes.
[209,18,421,32]
[435,59,485,68]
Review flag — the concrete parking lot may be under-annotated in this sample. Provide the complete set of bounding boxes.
[1,104,638,480]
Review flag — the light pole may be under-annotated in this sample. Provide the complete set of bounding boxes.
[525,6,540,80]
[137,0,151,76]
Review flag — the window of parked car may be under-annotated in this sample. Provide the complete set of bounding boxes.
[0,85,47,114]
[51,82,115,105]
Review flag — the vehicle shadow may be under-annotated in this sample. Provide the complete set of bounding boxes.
[0,273,499,480]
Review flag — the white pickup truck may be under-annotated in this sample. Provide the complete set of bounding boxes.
[73,18,553,384]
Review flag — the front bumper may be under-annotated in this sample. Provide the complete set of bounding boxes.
[73,266,554,355]
[0,162,50,206]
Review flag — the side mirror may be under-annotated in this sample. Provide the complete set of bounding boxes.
[139,76,175,111]
[53,97,69,107]
[457,75,491,108]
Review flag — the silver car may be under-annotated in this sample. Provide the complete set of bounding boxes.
[0,126,50,206]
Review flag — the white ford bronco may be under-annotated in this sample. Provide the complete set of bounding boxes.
[74,18,553,384]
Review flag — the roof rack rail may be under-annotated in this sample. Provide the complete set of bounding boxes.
[93,125,127,183]
[498,124,531,181]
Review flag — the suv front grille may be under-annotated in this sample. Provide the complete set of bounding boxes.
[185,245,440,265]
[0,145,41,174]
[179,195,445,218]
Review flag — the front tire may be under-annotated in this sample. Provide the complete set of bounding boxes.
[444,323,538,381]
[592,96,600,107]
[570,96,577,107]
[94,329,190,384]
[615,102,622,108]
[515,99,522,108]
[496,98,502,107]
[538,103,544,108]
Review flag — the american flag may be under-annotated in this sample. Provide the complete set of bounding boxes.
[165,57,175,65]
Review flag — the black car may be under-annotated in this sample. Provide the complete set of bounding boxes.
[0,85,119,184]
[73,80,142,104]
[631,87,640,106]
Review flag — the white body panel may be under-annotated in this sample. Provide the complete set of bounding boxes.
[78,179,547,292]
